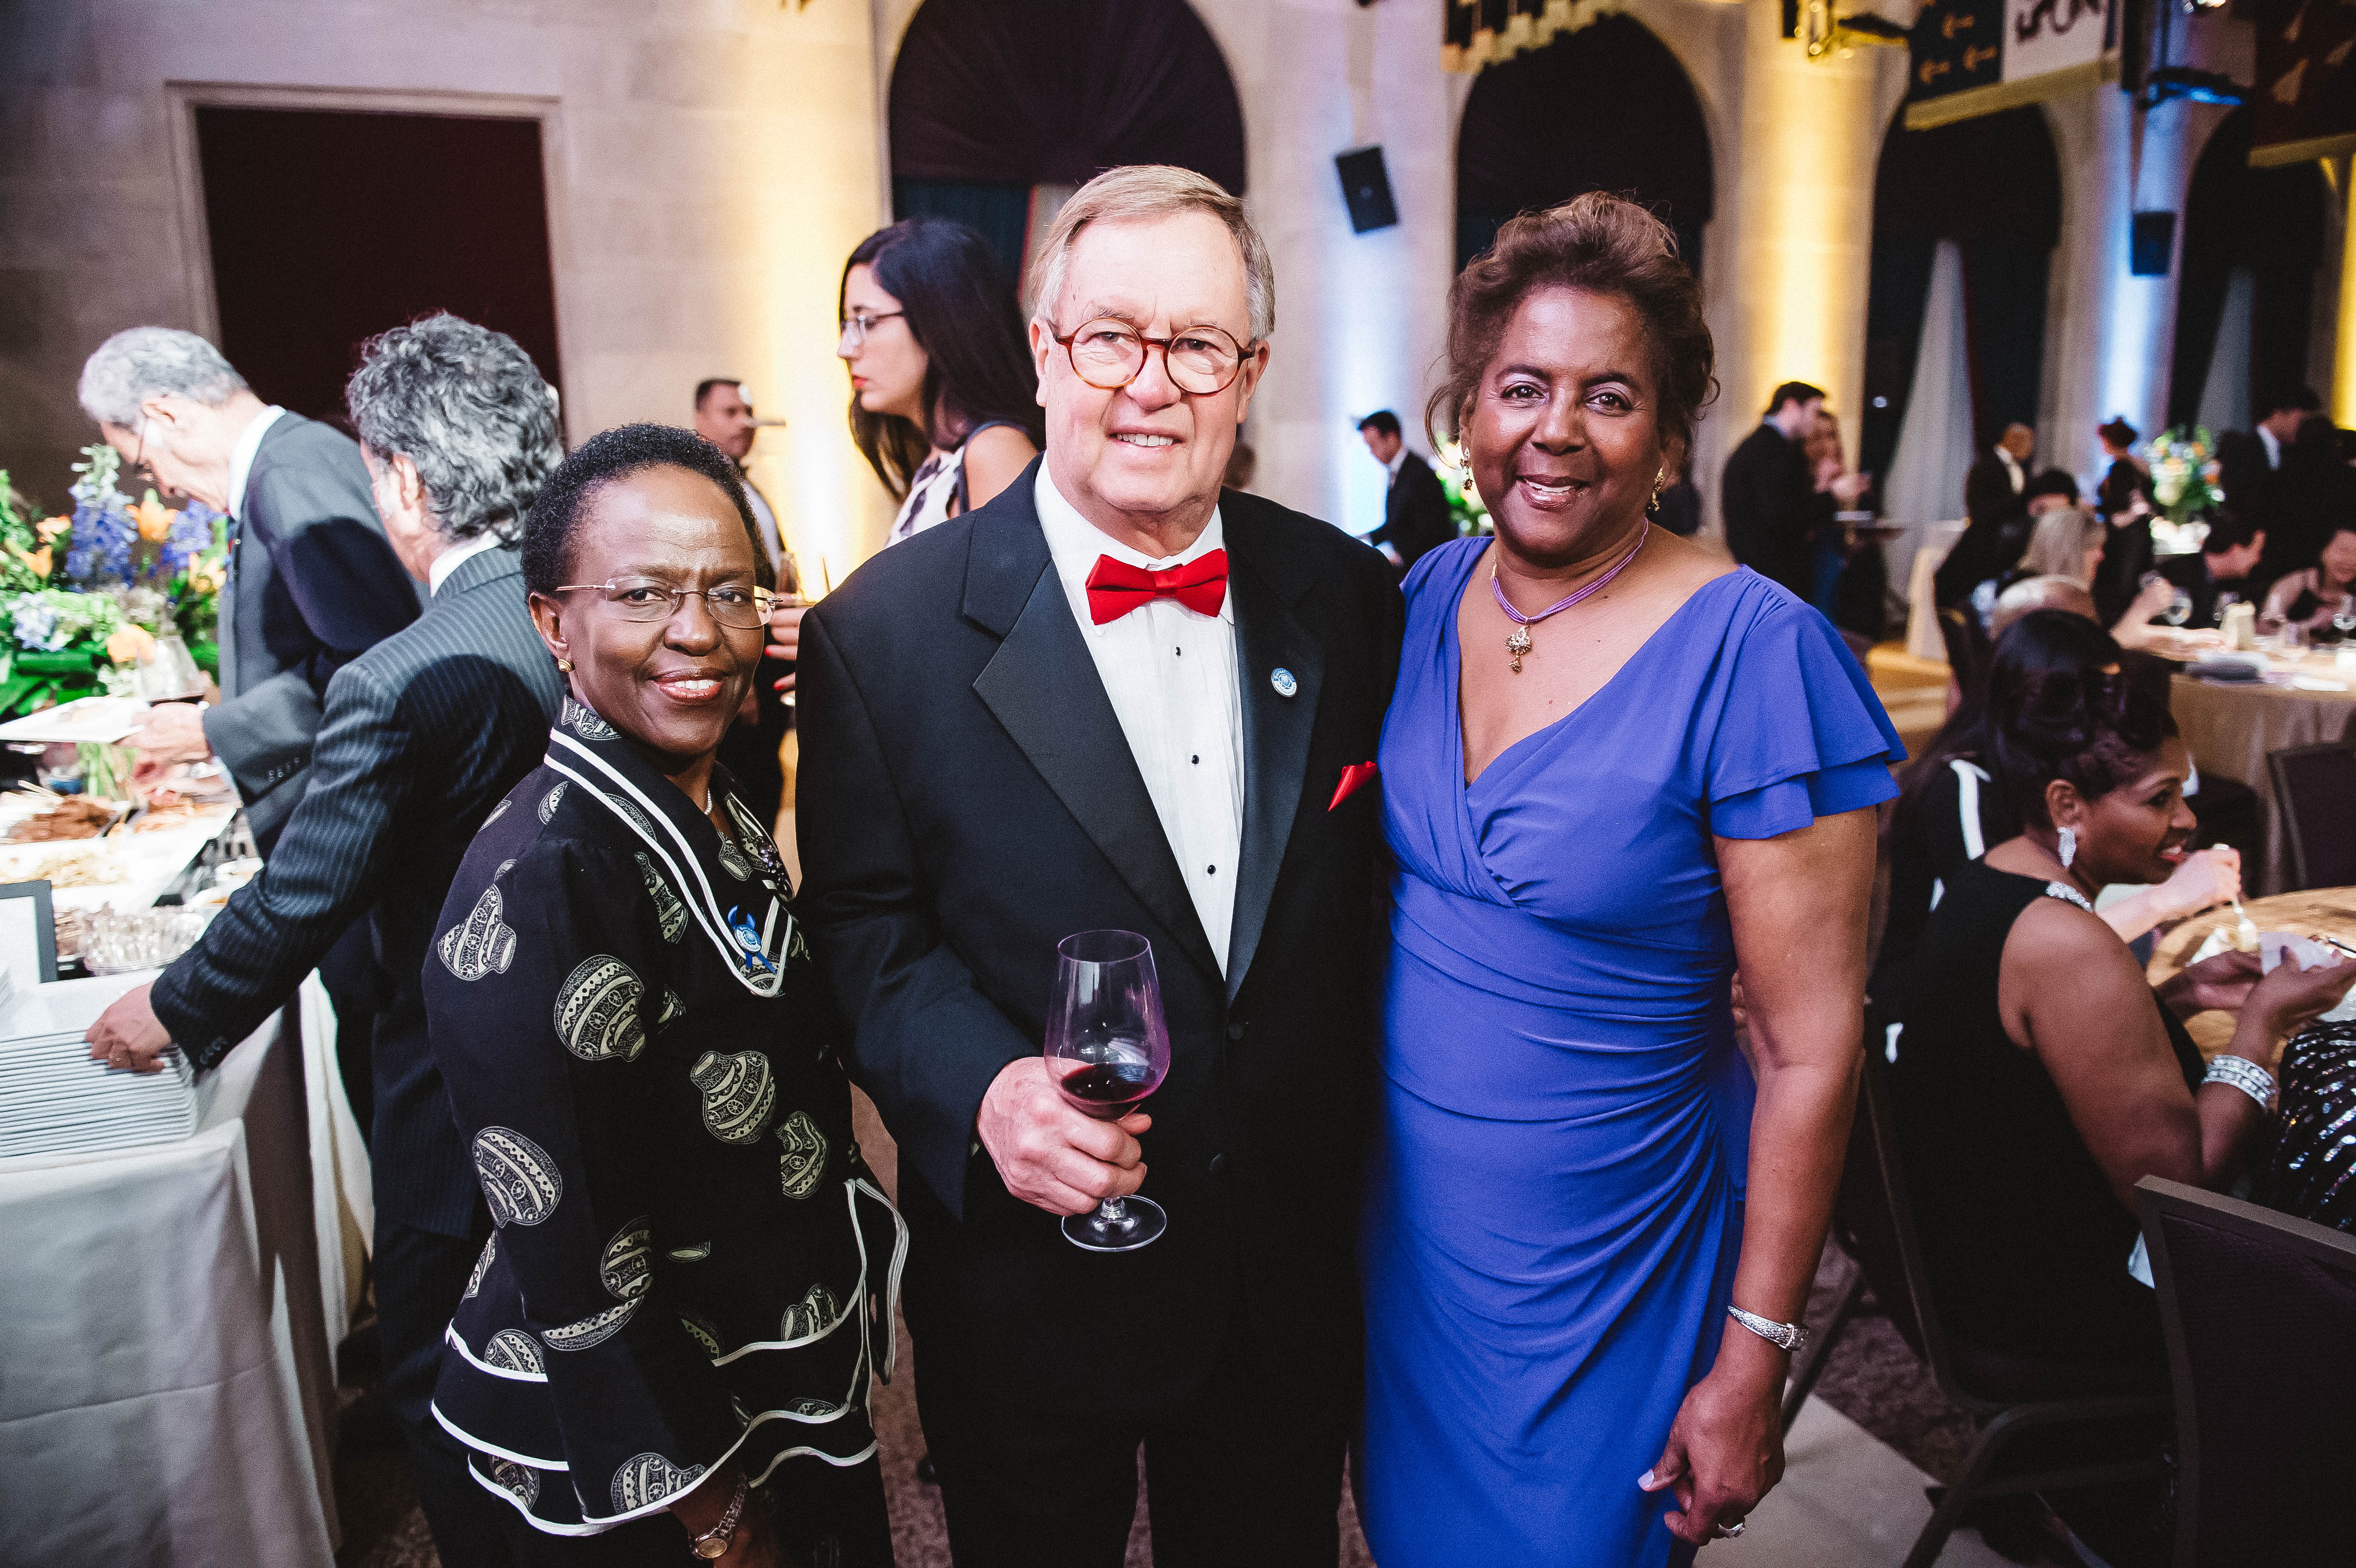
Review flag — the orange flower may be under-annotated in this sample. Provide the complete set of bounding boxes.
[35,516,68,544]
[132,493,175,543]
[105,625,156,664]
[10,544,50,579]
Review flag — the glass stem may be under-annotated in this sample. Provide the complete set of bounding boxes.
[1097,1196,1128,1223]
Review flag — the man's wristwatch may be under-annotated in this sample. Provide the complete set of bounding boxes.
[688,1474,749,1560]
[1728,1303,1811,1355]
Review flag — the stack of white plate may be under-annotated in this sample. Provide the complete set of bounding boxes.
[0,969,197,1158]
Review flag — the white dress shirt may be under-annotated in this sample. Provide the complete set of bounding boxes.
[1035,463,1244,973]
[2257,425,2282,470]
[427,529,504,597]
[1994,446,2023,494]
[224,403,287,519]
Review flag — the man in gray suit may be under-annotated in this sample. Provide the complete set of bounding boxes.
[77,327,422,850]
[87,316,566,1568]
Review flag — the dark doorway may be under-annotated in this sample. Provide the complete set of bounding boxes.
[2168,107,2327,429]
[194,107,562,428]
[1452,16,1714,274]
[1859,105,2062,482]
[887,0,1246,283]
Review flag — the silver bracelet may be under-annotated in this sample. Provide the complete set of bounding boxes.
[2203,1053,2276,1111]
[1728,1303,1811,1355]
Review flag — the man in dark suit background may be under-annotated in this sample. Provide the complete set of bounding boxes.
[79,327,422,851]
[1720,380,1861,597]
[1934,420,2036,608]
[799,167,1400,1566]
[86,315,566,1568]
[695,376,793,829]
[1357,409,1455,570]
[2156,508,2268,630]
[2221,386,2347,589]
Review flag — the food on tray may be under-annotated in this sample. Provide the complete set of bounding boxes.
[6,795,121,842]
[0,842,132,889]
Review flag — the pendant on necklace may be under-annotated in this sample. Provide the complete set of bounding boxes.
[1505,625,1533,673]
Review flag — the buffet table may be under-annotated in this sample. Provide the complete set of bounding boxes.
[0,1002,346,1565]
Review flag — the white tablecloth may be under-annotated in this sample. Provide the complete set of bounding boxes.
[1902,519,1969,661]
[0,1000,356,1565]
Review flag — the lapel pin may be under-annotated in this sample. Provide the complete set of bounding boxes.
[1270,667,1298,697]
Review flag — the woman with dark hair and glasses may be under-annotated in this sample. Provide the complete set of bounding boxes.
[838,217,1042,544]
[425,423,903,1566]
[1891,611,2353,1563]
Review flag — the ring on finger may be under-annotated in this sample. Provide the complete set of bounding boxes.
[1713,1520,1746,1539]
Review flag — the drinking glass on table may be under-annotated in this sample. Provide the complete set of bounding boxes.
[1045,929,1171,1252]
[2333,596,2356,643]
[2212,590,2240,628]
[2140,571,2193,629]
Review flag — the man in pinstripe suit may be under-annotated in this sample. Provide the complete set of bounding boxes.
[86,315,566,1568]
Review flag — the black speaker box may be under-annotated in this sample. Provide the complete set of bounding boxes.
[1336,146,1399,234]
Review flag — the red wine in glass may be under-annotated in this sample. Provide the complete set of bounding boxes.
[1045,929,1171,1252]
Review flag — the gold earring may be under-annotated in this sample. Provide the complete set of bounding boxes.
[556,657,573,672]
[1647,468,1667,515]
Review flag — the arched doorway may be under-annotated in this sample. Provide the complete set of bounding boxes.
[2169,107,2327,432]
[1453,16,1713,273]
[885,0,1246,283]
[1859,104,2062,486]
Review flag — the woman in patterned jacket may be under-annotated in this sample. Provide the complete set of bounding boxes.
[425,423,903,1566]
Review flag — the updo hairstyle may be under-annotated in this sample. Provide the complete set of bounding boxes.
[1425,192,1716,464]
[1985,611,2178,830]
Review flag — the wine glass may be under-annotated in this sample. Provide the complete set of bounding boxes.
[1044,929,1171,1252]
[2163,588,2193,629]
[2332,595,2356,644]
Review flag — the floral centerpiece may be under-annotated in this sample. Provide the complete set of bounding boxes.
[2141,425,2223,546]
[0,444,227,719]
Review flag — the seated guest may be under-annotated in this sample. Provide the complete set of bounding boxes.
[1891,634,2353,1557]
[83,314,567,1567]
[1992,572,2176,651]
[2258,520,2356,635]
[1873,612,2237,1028]
[2156,508,2266,629]
[427,424,900,1563]
[2011,505,2103,589]
[2258,1019,2356,1232]
[2023,467,2080,519]
[840,217,1042,544]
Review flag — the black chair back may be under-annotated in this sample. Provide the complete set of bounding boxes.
[2266,742,2356,891]
[2136,1176,2356,1567]
[1936,605,1991,698]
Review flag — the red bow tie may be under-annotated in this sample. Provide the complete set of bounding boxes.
[1084,549,1228,625]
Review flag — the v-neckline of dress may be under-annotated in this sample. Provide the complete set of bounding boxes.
[1451,559,1744,796]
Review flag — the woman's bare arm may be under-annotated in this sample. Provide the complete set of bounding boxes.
[957,424,1038,513]
[1643,805,1876,1544]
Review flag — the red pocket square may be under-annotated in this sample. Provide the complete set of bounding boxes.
[1330,761,1379,810]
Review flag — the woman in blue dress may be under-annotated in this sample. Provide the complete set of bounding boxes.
[1359,193,1904,1564]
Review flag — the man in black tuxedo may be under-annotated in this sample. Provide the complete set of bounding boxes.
[1720,380,1860,597]
[1935,420,2036,608]
[79,328,423,852]
[1357,408,1455,570]
[798,166,1400,1567]
[86,316,566,1568]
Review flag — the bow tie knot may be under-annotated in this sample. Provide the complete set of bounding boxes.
[1084,549,1228,625]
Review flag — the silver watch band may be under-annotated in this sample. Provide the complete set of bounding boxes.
[1728,1303,1810,1354]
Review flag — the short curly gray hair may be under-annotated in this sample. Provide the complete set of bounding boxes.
[78,327,248,428]
[1027,165,1274,343]
[346,314,563,544]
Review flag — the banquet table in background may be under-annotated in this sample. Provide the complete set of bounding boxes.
[2169,667,2356,895]
[2147,887,2356,1056]
[0,982,368,1567]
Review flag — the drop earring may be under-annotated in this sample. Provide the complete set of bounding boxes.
[2057,826,2076,870]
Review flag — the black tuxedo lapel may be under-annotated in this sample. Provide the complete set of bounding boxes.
[963,486,1221,985]
[1224,501,1324,1002]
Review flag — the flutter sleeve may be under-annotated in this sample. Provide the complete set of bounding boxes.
[429,835,737,1528]
[1705,595,1906,841]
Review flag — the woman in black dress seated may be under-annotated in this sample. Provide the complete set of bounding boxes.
[426,424,903,1566]
[1873,614,2238,1029]
[1892,616,2356,1559]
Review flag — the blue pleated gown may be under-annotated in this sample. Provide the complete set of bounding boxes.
[1358,540,1902,1566]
